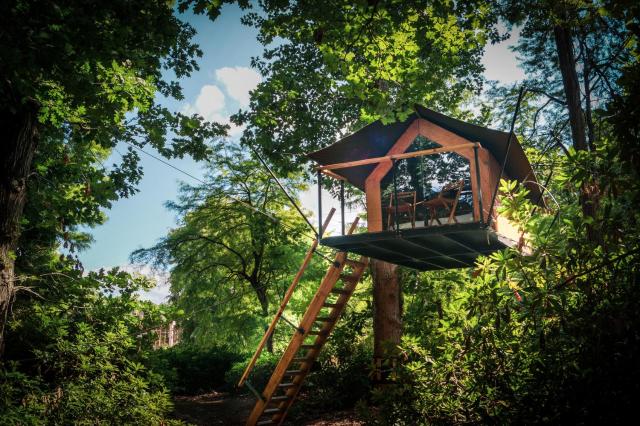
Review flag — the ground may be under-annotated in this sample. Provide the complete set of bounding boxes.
[171,391,364,425]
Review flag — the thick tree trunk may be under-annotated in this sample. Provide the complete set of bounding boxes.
[554,25,600,240]
[554,25,588,152]
[0,98,39,355]
[371,259,402,381]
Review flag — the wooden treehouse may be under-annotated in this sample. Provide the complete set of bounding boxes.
[239,106,541,426]
[310,104,542,269]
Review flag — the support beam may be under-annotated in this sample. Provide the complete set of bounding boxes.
[317,142,478,171]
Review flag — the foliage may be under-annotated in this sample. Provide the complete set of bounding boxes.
[149,344,243,395]
[1,266,182,425]
[226,352,280,395]
[235,0,502,176]
[360,141,640,423]
[132,143,318,350]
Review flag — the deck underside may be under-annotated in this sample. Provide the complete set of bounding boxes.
[320,222,516,271]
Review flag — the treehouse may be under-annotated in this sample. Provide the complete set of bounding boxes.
[308,105,542,270]
[240,106,542,426]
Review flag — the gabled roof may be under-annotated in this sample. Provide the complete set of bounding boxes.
[307,105,542,203]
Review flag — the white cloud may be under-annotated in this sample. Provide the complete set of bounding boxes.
[215,66,261,108]
[181,66,260,138]
[184,84,226,122]
[121,264,171,304]
[182,84,244,137]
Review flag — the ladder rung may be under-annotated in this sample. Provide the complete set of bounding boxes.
[270,395,291,402]
[323,302,339,308]
[278,382,296,388]
[285,369,303,375]
[300,344,320,350]
[331,288,349,295]
[345,259,365,268]
[308,330,327,336]
[315,317,334,322]
[340,273,359,282]
[264,408,284,414]
[257,421,274,425]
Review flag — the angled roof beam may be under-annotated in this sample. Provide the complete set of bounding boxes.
[316,142,479,171]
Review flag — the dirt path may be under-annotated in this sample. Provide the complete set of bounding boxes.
[171,392,363,425]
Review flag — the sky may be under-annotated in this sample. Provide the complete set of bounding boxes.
[78,5,525,303]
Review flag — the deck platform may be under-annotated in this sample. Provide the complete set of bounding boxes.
[320,222,516,271]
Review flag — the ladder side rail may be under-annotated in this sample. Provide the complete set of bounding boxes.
[246,251,346,425]
[274,256,369,425]
[246,218,360,426]
[238,208,336,387]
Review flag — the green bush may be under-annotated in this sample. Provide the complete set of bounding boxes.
[0,268,182,425]
[226,352,280,394]
[149,344,244,395]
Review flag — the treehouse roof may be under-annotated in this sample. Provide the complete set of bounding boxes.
[308,105,542,203]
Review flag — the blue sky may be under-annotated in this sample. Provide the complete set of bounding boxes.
[78,5,524,302]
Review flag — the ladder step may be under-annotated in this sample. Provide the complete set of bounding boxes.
[300,344,320,350]
[345,259,365,268]
[270,395,291,402]
[331,288,350,295]
[285,369,303,375]
[264,408,284,414]
[315,317,334,322]
[257,421,274,425]
[340,273,359,282]
[278,382,296,388]
[323,302,339,308]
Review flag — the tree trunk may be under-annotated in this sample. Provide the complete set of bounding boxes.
[255,285,273,353]
[554,25,588,152]
[371,259,402,381]
[554,24,600,240]
[0,98,39,356]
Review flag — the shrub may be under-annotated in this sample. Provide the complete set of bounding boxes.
[149,344,243,395]
[225,352,280,394]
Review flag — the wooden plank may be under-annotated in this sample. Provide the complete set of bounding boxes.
[238,207,336,387]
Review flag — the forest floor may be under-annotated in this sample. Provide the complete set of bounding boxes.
[171,391,363,425]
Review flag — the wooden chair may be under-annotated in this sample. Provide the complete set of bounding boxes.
[386,191,417,230]
[421,180,464,226]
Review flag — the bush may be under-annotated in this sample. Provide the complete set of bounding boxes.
[0,268,183,425]
[148,344,243,395]
[225,352,280,394]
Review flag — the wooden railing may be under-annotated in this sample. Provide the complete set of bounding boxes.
[237,207,336,387]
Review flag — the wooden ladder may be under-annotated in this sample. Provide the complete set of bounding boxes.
[245,218,368,426]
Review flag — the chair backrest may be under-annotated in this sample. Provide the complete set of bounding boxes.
[438,180,464,198]
[388,191,416,206]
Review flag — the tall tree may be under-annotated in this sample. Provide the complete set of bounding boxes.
[132,145,311,351]
[498,0,634,237]
[234,0,500,375]
[0,1,229,352]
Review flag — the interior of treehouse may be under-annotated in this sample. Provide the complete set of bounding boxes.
[309,105,542,271]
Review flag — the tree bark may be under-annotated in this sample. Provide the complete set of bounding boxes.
[371,259,402,381]
[554,24,600,241]
[554,25,588,152]
[0,98,39,355]
[254,285,273,353]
